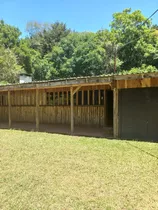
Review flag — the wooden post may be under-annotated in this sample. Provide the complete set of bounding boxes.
[70,87,74,134]
[113,88,119,138]
[8,90,11,128]
[36,88,39,131]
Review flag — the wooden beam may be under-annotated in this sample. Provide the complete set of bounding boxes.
[70,87,74,134]
[125,80,127,88]
[113,88,119,138]
[36,88,39,131]
[0,83,112,92]
[73,86,81,95]
[8,91,11,128]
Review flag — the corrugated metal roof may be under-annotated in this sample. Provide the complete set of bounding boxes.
[0,71,158,90]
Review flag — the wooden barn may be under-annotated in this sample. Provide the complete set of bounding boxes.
[0,72,158,142]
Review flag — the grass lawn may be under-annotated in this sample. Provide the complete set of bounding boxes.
[0,130,158,210]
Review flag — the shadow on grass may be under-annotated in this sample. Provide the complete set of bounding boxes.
[0,122,157,143]
[126,141,158,160]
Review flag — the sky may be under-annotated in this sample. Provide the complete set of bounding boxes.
[0,0,157,36]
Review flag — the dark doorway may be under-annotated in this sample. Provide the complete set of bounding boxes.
[106,90,113,127]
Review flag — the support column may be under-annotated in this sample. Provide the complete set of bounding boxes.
[8,90,11,128]
[70,87,74,134]
[70,86,81,135]
[36,88,39,131]
[113,88,119,138]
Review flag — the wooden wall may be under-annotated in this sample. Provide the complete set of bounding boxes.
[39,106,104,126]
[0,106,8,122]
[0,86,107,127]
[11,107,36,122]
[116,77,158,89]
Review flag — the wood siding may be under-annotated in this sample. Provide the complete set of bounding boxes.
[39,106,104,126]
[0,105,104,126]
[0,88,105,127]
[11,106,36,122]
[0,106,8,122]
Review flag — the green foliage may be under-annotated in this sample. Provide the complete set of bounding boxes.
[0,47,22,83]
[26,21,71,56]
[0,20,21,48]
[0,8,158,83]
[15,38,38,74]
[111,8,158,70]
[120,64,158,75]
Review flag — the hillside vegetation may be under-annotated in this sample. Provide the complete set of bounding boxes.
[0,8,158,84]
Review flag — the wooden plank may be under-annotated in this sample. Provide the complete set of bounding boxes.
[0,82,112,93]
[27,91,29,105]
[141,78,151,87]
[30,90,32,106]
[113,88,119,138]
[36,88,39,131]
[70,87,74,134]
[151,78,158,87]
[125,80,127,89]
[73,86,81,95]
[8,91,11,128]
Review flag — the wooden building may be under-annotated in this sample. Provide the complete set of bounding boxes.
[0,72,158,141]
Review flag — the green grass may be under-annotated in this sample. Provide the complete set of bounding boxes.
[0,130,158,210]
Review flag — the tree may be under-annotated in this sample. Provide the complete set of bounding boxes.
[26,21,71,56]
[96,30,123,73]
[0,47,22,83]
[0,9,157,83]
[15,38,38,74]
[46,32,107,78]
[110,8,158,70]
[0,20,21,49]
